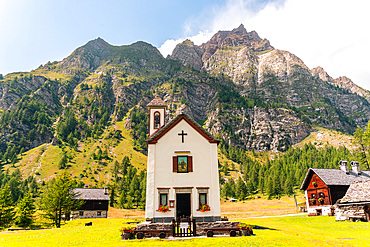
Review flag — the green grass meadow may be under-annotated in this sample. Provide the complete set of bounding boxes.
[1,216,369,247]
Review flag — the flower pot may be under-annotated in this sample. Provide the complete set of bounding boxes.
[121,232,133,240]
[241,229,251,236]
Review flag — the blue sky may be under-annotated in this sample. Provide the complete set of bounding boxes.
[1,0,369,90]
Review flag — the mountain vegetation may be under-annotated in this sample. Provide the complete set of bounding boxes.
[0,24,369,215]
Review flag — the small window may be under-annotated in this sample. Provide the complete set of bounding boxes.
[319,192,325,198]
[199,193,207,206]
[154,112,160,129]
[160,193,168,206]
[79,211,84,216]
[97,211,101,216]
[311,193,316,199]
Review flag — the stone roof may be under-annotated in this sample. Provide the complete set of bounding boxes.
[147,95,167,107]
[73,188,109,201]
[147,113,218,144]
[300,168,370,190]
[338,180,370,204]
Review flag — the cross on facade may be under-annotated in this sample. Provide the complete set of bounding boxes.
[178,130,188,143]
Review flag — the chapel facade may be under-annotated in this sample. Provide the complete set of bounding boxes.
[145,95,221,222]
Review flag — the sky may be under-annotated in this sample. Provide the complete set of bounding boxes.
[0,0,369,90]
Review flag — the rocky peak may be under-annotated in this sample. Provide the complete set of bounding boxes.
[85,37,110,51]
[199,24,273,62]
[58,37,111,71]
[311,66,334,83]
[233,23,247,33]
[334,76,370,100]
[170,39,203,70]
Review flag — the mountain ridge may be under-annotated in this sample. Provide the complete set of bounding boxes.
[0,25,369,183]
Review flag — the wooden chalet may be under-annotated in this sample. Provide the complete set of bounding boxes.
[300,161,370,216]
[335,180,370,221]
[70,187,110,219]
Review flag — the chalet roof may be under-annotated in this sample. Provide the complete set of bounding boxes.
[73,188,110,201]
[147,113,219,144]
[337,180,370,205]
[300,168,370,190]
[147,95,167,107]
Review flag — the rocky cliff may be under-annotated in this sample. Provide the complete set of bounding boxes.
[0,25,369,158]
[171,25,370,134]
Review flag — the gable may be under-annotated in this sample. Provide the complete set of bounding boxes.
[306,174,327,190]
[147,113,218,144]
[300,168,370,190]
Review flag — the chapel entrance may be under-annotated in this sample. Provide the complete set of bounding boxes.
[176,193,191,218]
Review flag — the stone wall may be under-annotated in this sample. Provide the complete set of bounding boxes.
[70,210,107,220]
[335,205,367,221]
[134,221,241,237]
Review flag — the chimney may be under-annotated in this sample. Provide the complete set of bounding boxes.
[339,160,349,174]
[104,187,109,195]
[350,161,361,175]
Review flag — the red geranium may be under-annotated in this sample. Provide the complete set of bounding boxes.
[158,205,169,212]
[199,203,210,212]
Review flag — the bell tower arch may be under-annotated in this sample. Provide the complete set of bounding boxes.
[147,95,167,137]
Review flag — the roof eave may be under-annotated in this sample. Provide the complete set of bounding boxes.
[147,113,219,144]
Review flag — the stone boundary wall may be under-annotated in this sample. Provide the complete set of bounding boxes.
[335,205,366,221]
[135,221,241,237]
[70,210,107,220]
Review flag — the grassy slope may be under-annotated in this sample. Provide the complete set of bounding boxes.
[293,125,356,151]
[4,119,147,184]
[1,216,368,246]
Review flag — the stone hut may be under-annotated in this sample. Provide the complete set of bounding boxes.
[335,180,370,221]
[70,187,109,219]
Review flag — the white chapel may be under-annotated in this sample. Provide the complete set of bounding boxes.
[145,95,221,222]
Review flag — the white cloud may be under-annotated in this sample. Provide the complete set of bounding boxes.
[158,31,214,57]
[159,0,370,90]
[159,39,185,58]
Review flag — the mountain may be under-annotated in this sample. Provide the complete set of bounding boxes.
[0,25,369,182]
[171,25,370,133]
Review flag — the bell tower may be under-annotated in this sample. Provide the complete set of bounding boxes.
[147,95,167,137]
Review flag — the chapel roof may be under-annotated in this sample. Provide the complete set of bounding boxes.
[147,95,167,107]
[337,180,370,204]
[147,113,219,144]
[300,168,370,190]
[72,188,110,201]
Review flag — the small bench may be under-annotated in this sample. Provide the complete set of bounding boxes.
[133,229,171,239]
[126,221,140,224]
[8,228,25,231]
[203,227,240,237]
[348,216,364,222]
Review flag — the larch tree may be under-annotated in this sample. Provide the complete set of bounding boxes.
[0,185,15,227]
[15,192,36,227]
[40,172,83,228]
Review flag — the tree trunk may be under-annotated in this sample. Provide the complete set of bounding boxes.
[57,205,62,228]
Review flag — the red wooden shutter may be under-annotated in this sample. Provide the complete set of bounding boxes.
[188,156,193,172]
[173,156,178,172]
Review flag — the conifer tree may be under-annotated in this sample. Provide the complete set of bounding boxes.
[15,193,36,227]
[118,192,126,209]
[40,172,83,228]
[0,185,15,227]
